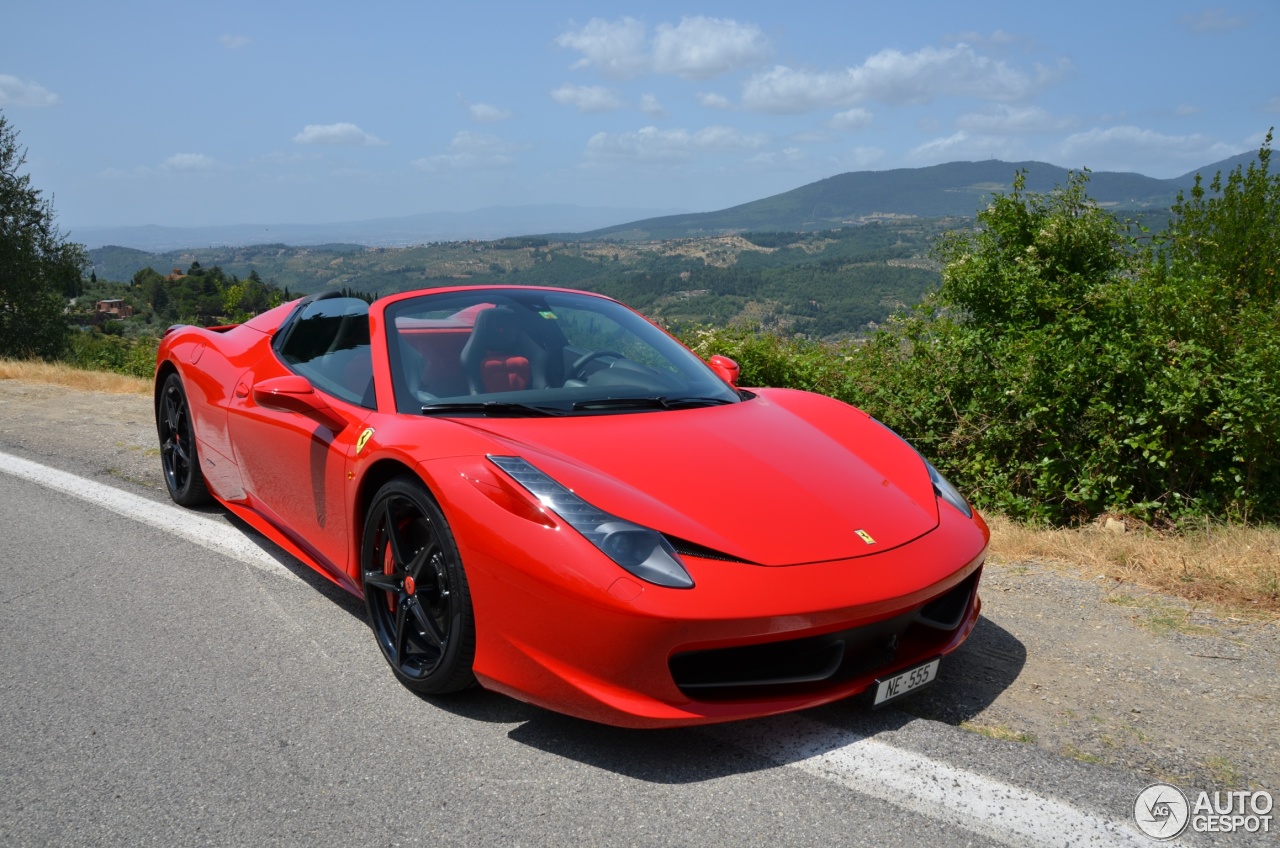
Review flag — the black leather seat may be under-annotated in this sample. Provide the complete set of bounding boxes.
[459,306,553,394]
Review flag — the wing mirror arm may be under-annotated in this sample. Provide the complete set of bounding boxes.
[252,375,349,433]
[707,355,740,388]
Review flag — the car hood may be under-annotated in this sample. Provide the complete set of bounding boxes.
[458,389,940,566]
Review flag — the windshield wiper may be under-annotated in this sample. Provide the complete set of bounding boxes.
[570,396,735,412]
[421,401,565,417]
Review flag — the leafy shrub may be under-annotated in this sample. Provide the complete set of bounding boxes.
[65,331,159,379]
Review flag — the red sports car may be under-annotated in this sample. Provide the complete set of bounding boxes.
[155,286,987,727]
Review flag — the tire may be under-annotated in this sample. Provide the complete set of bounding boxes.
[361,477,476,694]
[157,371,212,507]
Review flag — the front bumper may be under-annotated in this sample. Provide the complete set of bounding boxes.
[426,457,988,728]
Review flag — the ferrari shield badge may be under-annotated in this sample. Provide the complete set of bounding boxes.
[355,427,375,456]
[855,529,876,545]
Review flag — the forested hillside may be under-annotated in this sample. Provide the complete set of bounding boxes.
[89,218,953,337]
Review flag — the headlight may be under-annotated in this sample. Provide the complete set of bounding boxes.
[487,455,695,589]
[924,458,973,518]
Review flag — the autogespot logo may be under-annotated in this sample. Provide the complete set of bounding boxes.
[1134,783,1190,840]
[1134,783,1275,838]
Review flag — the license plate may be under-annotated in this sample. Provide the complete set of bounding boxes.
[873,658,940,706]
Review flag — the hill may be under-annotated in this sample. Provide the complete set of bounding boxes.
[87,220,952,338]
[578,155,1255,241]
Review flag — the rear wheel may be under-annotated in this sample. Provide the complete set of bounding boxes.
[157,372,212,506]
[361,478,475,694]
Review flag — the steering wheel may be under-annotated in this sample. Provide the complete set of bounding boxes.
[568,349,623,380]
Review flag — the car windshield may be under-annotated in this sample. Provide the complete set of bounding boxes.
[384,289,741,415]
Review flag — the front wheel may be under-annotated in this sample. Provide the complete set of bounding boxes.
[157,371,212,507]
[361,478,476,694]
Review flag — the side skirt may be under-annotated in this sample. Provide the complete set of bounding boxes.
[216,496,363,598]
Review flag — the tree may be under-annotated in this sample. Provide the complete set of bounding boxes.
[0,110,86,359]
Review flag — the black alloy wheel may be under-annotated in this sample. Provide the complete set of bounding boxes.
[362,478,475,694]
[157,372,212,506]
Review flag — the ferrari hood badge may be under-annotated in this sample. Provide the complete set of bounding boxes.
[356,427,375,456]
[855,529,876,545]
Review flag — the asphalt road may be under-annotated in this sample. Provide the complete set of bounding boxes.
[0,452,1254,847]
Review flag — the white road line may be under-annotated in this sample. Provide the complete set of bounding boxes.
[2,451,1168,848]
[0,450,299,583]
[720,715,1163,848]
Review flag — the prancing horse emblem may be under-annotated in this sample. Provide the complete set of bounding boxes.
[855,529,876,545]
[356,427,375,455]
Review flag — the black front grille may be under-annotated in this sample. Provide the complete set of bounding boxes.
[670,608,917,700]
[917,572,978,630]
[669,568,980,700]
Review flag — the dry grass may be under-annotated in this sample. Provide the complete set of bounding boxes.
[987,513,1280,615]
[0,358,150,395]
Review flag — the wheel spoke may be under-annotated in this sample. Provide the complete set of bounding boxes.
[408,599,445,649]
[404,538,439,580]
[362,570,399,593]
[164,394,179,433]
[381,500,406,569]
[393,598,409,662]
[172,438,190,465]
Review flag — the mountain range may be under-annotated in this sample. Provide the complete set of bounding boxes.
[576,152,1259,241]
[76,152,1259,252]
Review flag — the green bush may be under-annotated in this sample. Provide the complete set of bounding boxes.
[65,331,159,379]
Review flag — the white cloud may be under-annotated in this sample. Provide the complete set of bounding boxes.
[1055,126,1237,172]
[652,16,771,79]
[468,102,512,123]
[829,107,874,131]
[550,84,623,113]
[555,15,770,80]
[585,124,765,163]
[219,34,251,49]
[692,125,767,150]
[293,123,387,146]
[639,93,666,118]
[741,44,1068,114]
[746,147,808,168]
[910,131,975,160]
[1174,103,1201,117]
[0,74,59,107]
[587,127,694,162]
[1179,9,1250,32]
[160,153,226,172]
[412,131,522,171]
[954,104,1075,134]
[908,131,1027,163]
[697,92,733,110]
[555,17,648,79]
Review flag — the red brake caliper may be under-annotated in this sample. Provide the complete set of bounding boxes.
[383,535,397,613]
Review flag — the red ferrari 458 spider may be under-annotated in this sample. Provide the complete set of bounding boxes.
[155,286,987,727]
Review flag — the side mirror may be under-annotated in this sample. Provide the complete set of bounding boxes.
[708,355,740,388]
[252,375,348,432]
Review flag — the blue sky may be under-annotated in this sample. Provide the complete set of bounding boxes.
[3,1,1275,230]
